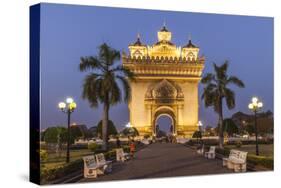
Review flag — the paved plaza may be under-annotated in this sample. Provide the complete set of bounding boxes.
[79,143,232,183]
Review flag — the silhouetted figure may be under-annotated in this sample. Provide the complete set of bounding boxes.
[130,138,136,158]
[116,136,121,148]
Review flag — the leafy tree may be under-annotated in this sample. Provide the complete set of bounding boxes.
[79,43,135,150]
[44,127,67,144]
[70,126,83,140]
[192,131,202,142]
[205,126,216,136]
[97,120,118,137]
[201,61,245,148]
[121,127,139,137]
[44,126,83,145]
[245,124,255,135]
[223,118,239,136]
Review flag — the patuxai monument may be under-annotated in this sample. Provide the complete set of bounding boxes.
[122,24,205,138]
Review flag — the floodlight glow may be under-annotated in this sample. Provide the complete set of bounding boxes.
[125,122,131,128]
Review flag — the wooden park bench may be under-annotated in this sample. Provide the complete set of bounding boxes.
[223,149,248,172]
[116,148,130,162]
[95,153,113,174]
[204,146,216,159]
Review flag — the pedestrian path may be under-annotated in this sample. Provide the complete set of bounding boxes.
[79,143,232,183]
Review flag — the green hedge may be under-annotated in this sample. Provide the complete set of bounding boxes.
[227,139,273,145]
[247,155,273,169]
[41,159,83,184]
[41,145,132,183]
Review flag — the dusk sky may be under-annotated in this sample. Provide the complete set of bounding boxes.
[40,3,273,132]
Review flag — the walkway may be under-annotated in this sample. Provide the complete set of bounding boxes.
[79,143,232,183]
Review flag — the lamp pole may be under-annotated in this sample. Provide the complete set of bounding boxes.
[248,97,263,156]
[58,97,77,163]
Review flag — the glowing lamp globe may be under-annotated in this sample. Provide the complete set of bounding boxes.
[58,102,66,109]
[248,103,254,110]
[69,102,77,110]
[252,97,258,104]
[66,97,74,104]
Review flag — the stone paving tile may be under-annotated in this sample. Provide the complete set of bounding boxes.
[79,143,233,183]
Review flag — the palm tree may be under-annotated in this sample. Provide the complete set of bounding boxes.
[201,61,245,148]
[79,43,135,150]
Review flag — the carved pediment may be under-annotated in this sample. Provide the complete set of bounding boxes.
[145,79,184,101]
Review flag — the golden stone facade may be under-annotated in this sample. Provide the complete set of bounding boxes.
[122,25,205,138]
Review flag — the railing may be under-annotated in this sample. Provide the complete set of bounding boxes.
[122,55,205,64]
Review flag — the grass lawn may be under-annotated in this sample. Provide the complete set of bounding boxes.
[225,144,273,157]
[42,149,94,169]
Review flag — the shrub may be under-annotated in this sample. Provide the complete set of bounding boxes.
[247,155,273,169]
[215,147,230,156]
[201,138,219,146]
[192,131,202,140]
[41,159,83,183]
[236,140,242,148]
[40,150,48,162]
[88,142,99,151]
[122,145,130,153]
[104,150,116,160]
[143,134,150,139]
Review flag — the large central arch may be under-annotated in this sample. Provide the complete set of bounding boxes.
[153,106,176,135]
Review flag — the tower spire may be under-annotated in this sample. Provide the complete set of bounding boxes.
[188,33,192,41]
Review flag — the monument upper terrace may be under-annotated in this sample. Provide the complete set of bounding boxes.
[122,25,205,79]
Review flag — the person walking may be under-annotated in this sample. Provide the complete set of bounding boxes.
[116,136,121,148]
[130,138,136,159]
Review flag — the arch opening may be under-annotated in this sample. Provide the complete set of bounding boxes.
[155,114,174,137]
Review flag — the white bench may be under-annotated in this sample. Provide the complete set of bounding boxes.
[95,153,113,174]
[141,139,150,145]
[83,155,100,178]
[197,144,204,155]
[204,146,216,159]
[223,149,247,172]
[176,138,189,144]
[116,148,130,162]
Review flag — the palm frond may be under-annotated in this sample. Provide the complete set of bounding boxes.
[79,56,104,72]
[111,65,135,81]
[201,73,215,84]
[109,77,122,105]
[224,88,235,109]
[117,75,131,102]
[227,76,245,88]
[98,43,120,66]
[82,73,100,107]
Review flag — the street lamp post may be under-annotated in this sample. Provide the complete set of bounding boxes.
[248,97,263,156]
[58,97,77,163]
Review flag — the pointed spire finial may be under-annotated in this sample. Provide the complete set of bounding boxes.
[163,19,166,27]
[188,33,192,41]
[137,32,140,39]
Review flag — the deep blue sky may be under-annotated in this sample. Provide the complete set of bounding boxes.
[40,3,273,132]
